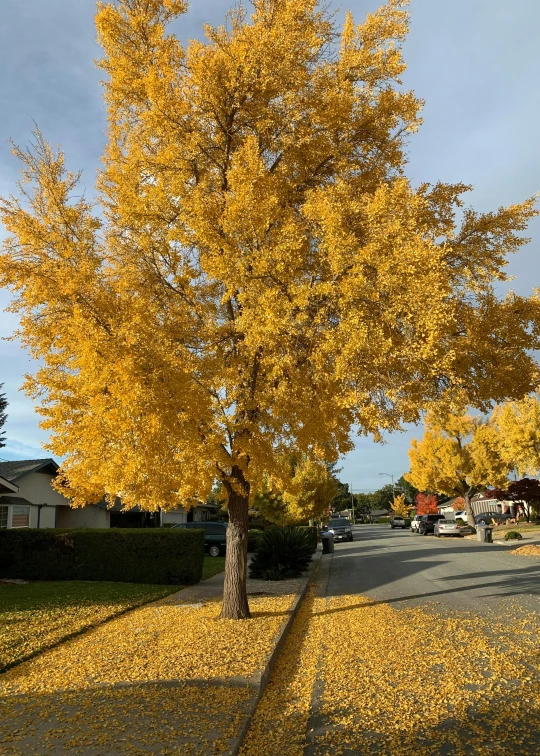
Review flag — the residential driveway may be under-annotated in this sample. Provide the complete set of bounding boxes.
[328,524,540,614]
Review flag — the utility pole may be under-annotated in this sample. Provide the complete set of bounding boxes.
[350,485,356,525]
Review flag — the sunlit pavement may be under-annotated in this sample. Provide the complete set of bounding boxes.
[328,523,540,615]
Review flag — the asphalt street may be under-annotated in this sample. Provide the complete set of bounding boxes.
[326,524,540,615]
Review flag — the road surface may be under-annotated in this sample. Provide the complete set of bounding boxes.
[327,523,540,614]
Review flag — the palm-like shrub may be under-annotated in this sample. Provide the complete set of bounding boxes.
[247,528,264,553]
[249,527,313,581]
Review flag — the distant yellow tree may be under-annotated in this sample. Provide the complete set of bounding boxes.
[406,404,510,526]
[491,395,540,477]
[254,457,338,525]
[1,0,540,618]
[391,494,410,518]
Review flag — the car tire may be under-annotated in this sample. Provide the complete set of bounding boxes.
[209,545,221,557]
[423,529,428,536]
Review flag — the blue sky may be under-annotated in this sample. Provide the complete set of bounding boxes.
[0,0,539,493]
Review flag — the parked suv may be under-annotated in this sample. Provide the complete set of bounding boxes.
[326,518,353,542]
[172,521,227,556]
[390,516,406,529]
[410,514,423,533]
[418,514,445,535]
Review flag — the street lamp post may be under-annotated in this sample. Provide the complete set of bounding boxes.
[350,485,356,525]
[379,472,396,502]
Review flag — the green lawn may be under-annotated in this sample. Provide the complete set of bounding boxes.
[202,555,225,580]
[0,556,225,672]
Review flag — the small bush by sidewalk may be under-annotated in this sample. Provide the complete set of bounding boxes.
[0,529,204,585]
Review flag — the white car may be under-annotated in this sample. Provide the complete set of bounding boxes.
[410,514,423,533]
[454,510,468,524]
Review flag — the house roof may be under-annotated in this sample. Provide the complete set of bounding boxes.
[0,459,59,483]
[0,475,18,494]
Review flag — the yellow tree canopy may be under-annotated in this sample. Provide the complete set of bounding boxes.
[254,457,338,525]
[1,0,540,616]
[406,403,510,523]
[491,395,540,478]
[390,494,410,518]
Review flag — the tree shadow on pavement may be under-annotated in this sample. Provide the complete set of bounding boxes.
[0,678,254,755]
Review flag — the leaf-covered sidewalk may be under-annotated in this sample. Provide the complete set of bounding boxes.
[0,574,300,755]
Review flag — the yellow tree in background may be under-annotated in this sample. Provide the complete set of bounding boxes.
[1,0,540,618]
[390,494,410,518]
[491,395,540,478]
[406,404,510,526]
[253,457,338,525]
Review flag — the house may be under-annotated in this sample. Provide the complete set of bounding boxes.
[0,459,109,529]
[0,458,220,529]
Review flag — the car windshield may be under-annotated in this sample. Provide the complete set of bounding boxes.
[329,519,349,527]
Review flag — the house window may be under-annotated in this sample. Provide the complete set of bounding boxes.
[0,506,7,529]
[11,505,30,528]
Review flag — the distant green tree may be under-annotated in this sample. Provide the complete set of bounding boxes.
[330,481,353,514]
[372,483,395,511]
[354,492,376,522]
[397,475,419,504]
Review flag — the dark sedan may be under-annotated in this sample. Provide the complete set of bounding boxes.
[474,512,512,525]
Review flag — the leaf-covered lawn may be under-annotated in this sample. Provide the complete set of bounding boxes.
[0,591,296,754]
[0,580,181,672]
[0,557,224,673]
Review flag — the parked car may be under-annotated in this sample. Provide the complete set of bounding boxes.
[172,521,227,556]
[474,512,512,525]
[326,518,353,542]
[454,510,469,524]
[390,516,406,529]
[410,514,423,533]
[434,519,462,538]
[418,514,445,535]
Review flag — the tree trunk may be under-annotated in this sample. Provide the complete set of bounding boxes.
[220,466,251,620]
[463,491,475,528]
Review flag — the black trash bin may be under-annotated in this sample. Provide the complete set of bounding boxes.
[321,532,335,554]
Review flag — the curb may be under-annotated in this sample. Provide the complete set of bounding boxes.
[228,548,323,756]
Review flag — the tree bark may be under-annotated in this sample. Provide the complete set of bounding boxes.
[220,466,251,619]
[463,491,476,528]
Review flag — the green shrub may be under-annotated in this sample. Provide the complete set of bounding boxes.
[297,525,318,553]
[249,526,313,581]
[504,530,523,541]
[0,529,204,585]
[376,517,391,524]
[247,528,264,553]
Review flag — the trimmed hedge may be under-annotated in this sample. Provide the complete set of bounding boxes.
[0,528,204,585]
[298,526,318,553]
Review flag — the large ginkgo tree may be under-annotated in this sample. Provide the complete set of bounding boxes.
[1,0,540,618]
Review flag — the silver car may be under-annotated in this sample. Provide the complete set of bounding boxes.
[434,519,462,538]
